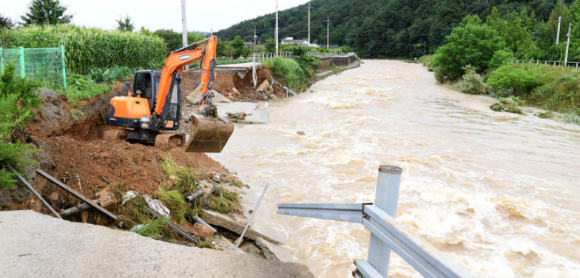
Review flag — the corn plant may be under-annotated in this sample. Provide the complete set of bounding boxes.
[4,24,167,74]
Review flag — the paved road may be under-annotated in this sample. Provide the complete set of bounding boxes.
[0,210,313,278]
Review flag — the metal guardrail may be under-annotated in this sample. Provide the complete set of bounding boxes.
[255,52,294,64]
[307,51,351,58]
[512,59,580,70]
[277,165,475,278]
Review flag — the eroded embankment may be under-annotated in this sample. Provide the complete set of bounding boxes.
[1,80,247,244]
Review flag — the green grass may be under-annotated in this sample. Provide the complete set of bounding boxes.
[153,188,187,223]
[264,57,310,92]
[57,74,110,103]
[135,218,168,239]
[207,189,238,213]
[485,63,580,121]
[69,109,84,121]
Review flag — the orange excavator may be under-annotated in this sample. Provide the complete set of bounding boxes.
[105,35,234,153]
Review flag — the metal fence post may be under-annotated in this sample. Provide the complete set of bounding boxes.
[0,47,3,74]
[60,44,67,89]
[19,47,25,78]
[367,165,403,277]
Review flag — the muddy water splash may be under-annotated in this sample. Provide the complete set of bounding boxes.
[211,60,580,277]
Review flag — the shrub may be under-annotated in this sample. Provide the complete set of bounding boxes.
[0,63,41,188]
[264,57,309,91]
[430,17,505,80]
[87,66,132,84]
[455,65,487,94]
[486,64,541,95]
[488,49,515,69]
[58,74,109,102]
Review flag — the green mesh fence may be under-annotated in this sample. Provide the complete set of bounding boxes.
[0,46,67,88]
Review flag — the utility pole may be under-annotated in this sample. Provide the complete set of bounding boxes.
[307,1,312,43]
[565,23,572,66]
[275,0,279,56]
[324,16,331,49]
[557,16,562,45]
[181,0,187,47]
[254,26,257,50]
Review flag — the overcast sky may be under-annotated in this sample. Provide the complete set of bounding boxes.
[1,0,311,32]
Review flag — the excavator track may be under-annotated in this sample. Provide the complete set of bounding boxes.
[154,133,185,148]
[103,129,128,141]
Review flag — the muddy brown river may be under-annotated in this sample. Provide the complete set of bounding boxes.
[211,60,580,277]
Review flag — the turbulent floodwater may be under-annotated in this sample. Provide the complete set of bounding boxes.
[211,60,580,278]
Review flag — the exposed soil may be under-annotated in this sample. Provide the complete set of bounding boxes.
[183,67,287,102]
[4,79,244,217]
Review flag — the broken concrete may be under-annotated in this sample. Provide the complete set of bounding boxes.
[255,237,298,263]
[185,85,232,104]
[0,210,313,277]
[216,102,269,124]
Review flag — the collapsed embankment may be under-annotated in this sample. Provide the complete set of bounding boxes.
[1,57,357,274]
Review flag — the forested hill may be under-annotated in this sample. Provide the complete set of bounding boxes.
[216,0,572,58]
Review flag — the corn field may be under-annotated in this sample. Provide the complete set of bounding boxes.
[2,25,167,74]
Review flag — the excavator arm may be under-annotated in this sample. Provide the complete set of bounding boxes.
[154,35,218,120]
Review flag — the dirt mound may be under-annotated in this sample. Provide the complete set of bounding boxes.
[183,67,286,102]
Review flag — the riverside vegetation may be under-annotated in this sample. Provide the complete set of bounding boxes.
[425,2,580,124]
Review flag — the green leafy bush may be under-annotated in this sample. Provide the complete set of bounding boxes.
[264,57,309,91]
[488,49,515,69]
[430,16,505,80]
[0,63,41,188]
[87,66,132,84]
[486,64,541,95]
[455,65,487,94]
[58,74,109,102]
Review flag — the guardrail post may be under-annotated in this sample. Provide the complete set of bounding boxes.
[367,165,403,277]
[19,47,25,78]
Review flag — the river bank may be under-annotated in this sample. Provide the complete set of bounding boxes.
[0,57,360,276]
[210,59,580,277]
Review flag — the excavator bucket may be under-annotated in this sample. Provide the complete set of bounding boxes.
[185,116,234,153]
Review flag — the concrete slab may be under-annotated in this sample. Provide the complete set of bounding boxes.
[0,210,313,278]
[185,86,232,104]
[255,237,298,263]
[216,102,269,124]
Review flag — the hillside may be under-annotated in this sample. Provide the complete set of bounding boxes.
[216,0,572,58]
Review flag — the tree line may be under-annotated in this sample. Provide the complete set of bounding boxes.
[216,0,574,58]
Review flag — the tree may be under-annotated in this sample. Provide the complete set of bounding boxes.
[0,15,14,29]
[21,0,72,26]
[431,16,506,80]
[264,38,276,52]
[116,15,134,32]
